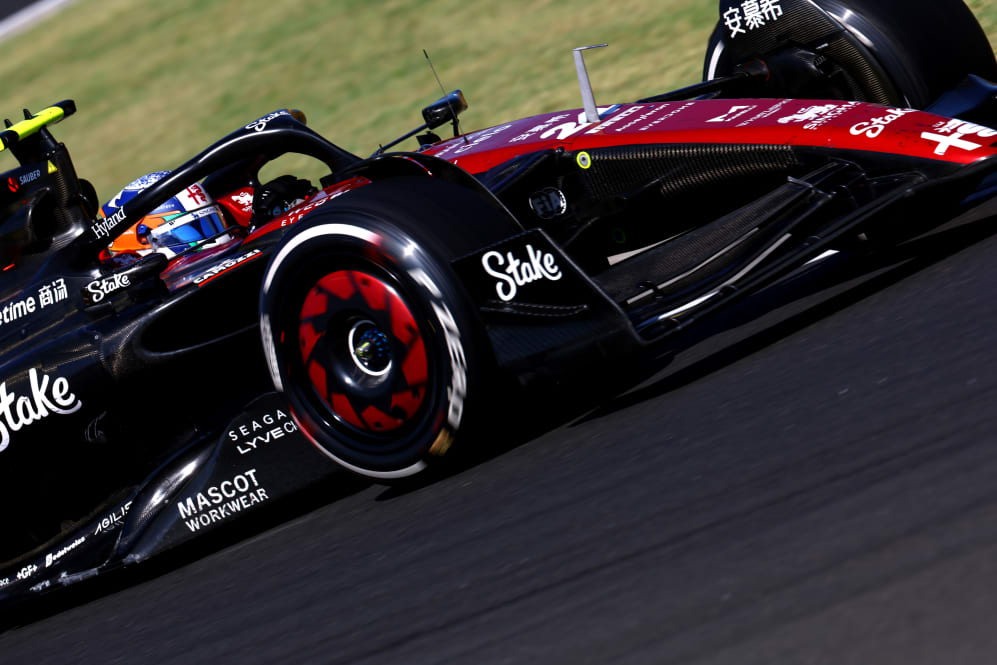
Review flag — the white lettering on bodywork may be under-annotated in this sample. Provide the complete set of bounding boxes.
[0,369,82,453]
[481,245,563,302]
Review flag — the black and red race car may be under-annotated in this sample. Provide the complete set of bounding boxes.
[2,0,997,604]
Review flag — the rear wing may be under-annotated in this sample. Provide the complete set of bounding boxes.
[0,100,76,157]
[0,100,94,262]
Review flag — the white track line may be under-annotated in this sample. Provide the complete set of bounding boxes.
[0,0,76,43]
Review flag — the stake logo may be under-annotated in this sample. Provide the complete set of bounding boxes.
[481,244,563,302]
[0,368,82,453]
[85,273,131,304]
[849,108,916,138]
[245,110,290,132]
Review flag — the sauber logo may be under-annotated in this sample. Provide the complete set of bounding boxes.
[0,368,82,453]
[6,169,40,193]
[481,244,563,302]
[18,169,40,185]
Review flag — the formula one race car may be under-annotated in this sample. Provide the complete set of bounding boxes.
[3,0,997,605]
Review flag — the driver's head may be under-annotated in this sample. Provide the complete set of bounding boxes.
[100,171,232,259]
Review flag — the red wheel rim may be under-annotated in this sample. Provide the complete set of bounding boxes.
[298,270,428,433]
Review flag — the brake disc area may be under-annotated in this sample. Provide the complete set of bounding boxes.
[298,270,427,433]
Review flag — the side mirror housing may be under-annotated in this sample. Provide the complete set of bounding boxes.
[421,90,468,129]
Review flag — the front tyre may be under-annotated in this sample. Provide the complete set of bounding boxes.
[260,177,515,479]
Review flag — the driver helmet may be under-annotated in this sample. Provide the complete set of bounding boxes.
[101,171,232,259]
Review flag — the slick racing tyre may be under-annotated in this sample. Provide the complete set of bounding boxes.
[260,177,518,479]
[703,0,997,109]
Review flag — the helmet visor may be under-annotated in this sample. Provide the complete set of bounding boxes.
[149,206,228,252]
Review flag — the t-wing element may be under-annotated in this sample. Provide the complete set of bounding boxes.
[0,100,93,258]
[574,44,607,124]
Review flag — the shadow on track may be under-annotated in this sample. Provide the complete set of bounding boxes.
[375,202,997,501]
[0,473,371,633]
[578,206,997,425]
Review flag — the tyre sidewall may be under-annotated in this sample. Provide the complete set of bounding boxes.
[260,208,480,479]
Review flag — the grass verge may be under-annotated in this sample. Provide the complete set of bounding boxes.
[0,0,994,198]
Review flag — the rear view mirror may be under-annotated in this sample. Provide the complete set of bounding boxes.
[421,90,468,129]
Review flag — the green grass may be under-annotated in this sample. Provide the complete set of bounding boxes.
[1,0,996,199]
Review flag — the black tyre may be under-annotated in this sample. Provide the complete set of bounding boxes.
[704,0,997,108]
[260,177,518,479]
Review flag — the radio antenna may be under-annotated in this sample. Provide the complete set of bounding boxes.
[424,49,468,143]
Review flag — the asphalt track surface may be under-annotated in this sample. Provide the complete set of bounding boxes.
[0,0,73,41]
[5,198,997,663]
[0,0,29,21]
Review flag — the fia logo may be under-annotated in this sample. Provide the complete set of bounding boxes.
[528,188,567,219]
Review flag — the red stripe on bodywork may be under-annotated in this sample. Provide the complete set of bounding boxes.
[424,100,997,173]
